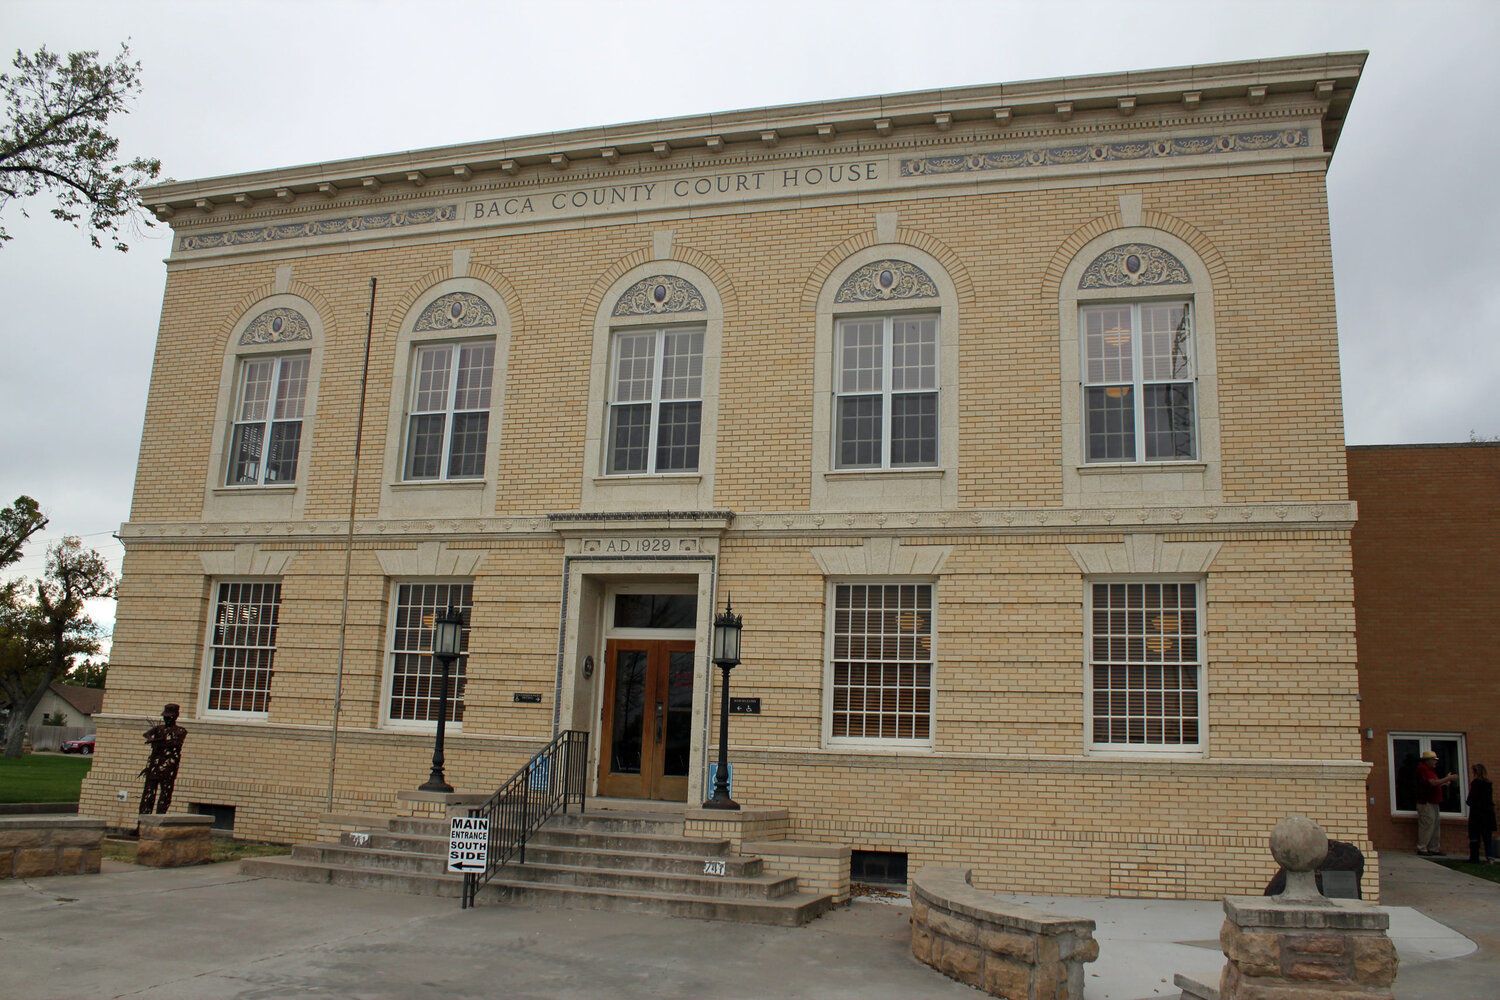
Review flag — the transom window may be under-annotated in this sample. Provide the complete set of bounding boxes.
[829,583,933,743]
[606,327,704,475]
[834,314,938,469]
[1088,581,1202,750]
[205,581,281,715]
[387,582,473,725]
[1081,302,1196,463]
[403,341,495,481]
[227,355,308,485]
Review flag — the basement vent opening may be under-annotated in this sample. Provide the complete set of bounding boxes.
[190,803,236,832]
[851,849,908,886]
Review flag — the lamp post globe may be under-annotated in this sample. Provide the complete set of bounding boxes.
[419,603,464,793]
[704,597,743,810]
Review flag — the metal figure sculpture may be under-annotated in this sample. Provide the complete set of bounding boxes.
[139,703,187,815]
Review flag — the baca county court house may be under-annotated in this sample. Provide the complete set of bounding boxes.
[82,52,1371,899]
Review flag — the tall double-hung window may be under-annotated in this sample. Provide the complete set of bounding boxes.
[1087,581,1202,750]
[606,327,704,475]
[204,580,282,715]
[386,581,473,725]
[1081,302,1196,463]
[828,582,934,744]
[834,314,939,469]
[403,342,495,481]
[227,355,309,485]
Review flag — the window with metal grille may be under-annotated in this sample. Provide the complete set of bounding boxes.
[403,341,495,481]
[829,583,933,743]
[605,326,704,475]
[226,355,308,485]
[205,581,281,715]
[387,582,473,724]
[1081,301,1196,463]
[851,849,909,885]
[1088,581,1202,749]
[834,314,939,469]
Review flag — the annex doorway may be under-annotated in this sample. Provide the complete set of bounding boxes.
[597,638,695,800]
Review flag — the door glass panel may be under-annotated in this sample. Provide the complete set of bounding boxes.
[662,650,694,777]
[1431,738,1463,814]
[609,650,648,774]
[613,594,698,630]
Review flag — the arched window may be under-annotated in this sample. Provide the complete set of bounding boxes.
[379,277,512,519]
[582,262,724,512]
[205,295,326,520]
[812,246,959,512]
[1058,229,1222,506]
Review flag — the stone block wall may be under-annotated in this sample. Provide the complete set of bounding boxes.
[0,816,104,878]
[911,866,1098,999]
[683,807,789,848]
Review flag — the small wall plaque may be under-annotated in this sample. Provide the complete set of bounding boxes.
[729,698,761,715]
[513,692,543,704]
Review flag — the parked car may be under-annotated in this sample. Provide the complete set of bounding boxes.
[60,734,95,755]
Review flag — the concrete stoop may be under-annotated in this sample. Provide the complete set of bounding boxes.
[241,808,835,926]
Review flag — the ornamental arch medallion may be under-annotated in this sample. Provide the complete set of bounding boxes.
[1078,243,1190,289]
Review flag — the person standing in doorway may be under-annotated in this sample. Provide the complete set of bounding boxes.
[1467,763,1497,864]
[1415,749,1457,856]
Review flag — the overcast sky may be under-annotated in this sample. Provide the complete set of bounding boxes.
[3,0,1497,644]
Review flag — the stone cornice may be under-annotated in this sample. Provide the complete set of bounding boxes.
[116,501,1356,546]
[144,52,1363,225]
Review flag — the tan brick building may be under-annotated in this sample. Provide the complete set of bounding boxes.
[82,52,1373,899]
[1349,444,1500,856]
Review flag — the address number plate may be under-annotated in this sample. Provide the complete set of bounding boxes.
[703,859,727,877]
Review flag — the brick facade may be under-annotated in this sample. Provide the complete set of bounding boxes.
[1349,443,1500,854]
[81,53,1374,899]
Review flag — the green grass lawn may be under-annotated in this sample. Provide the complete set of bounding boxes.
[1429,857,1500,885]
[0,753,93,803]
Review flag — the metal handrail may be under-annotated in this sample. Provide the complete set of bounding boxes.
[461,729,589,909]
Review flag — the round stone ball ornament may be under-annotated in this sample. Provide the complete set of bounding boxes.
[1270,814,1329,900]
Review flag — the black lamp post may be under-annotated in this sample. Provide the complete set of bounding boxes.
[703,597,743,810]
[418,603,465,793]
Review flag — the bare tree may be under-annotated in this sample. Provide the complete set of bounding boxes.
[1,537,116,757]
[0,43,161,250]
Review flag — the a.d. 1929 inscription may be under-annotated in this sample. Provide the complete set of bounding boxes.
[581,536,699,555]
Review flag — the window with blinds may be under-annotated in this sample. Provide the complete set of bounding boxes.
[1088,581,1202,749]
[829,583,933,743]
[386,582,473,724]
[205,581,281,715]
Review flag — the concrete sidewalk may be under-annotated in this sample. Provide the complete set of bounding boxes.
[0,854,1491,999]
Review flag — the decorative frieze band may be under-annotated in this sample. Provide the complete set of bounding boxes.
[899,127,1309,177]
[118,501,1356,545]
[180,204,459,251]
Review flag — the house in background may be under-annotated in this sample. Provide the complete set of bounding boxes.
[24,683,105,750]
[1350,442,1500,855]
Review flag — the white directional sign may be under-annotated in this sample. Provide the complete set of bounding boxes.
[447,816,489,874]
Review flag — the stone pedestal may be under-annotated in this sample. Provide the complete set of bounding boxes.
[137,814,214,867]
[0,816,103,877]
[1218,895,1397,999]
[683,806,789,848]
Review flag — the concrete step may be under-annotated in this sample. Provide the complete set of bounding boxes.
[296,844,789,899]
[388,817,447,837]
[340,830,764,878]
[530,827,732,857]
[497,861,797,900]
[546,811,686,836]
[241,856,833,926]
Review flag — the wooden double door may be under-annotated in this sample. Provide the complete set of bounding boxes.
[597,638,695,800]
